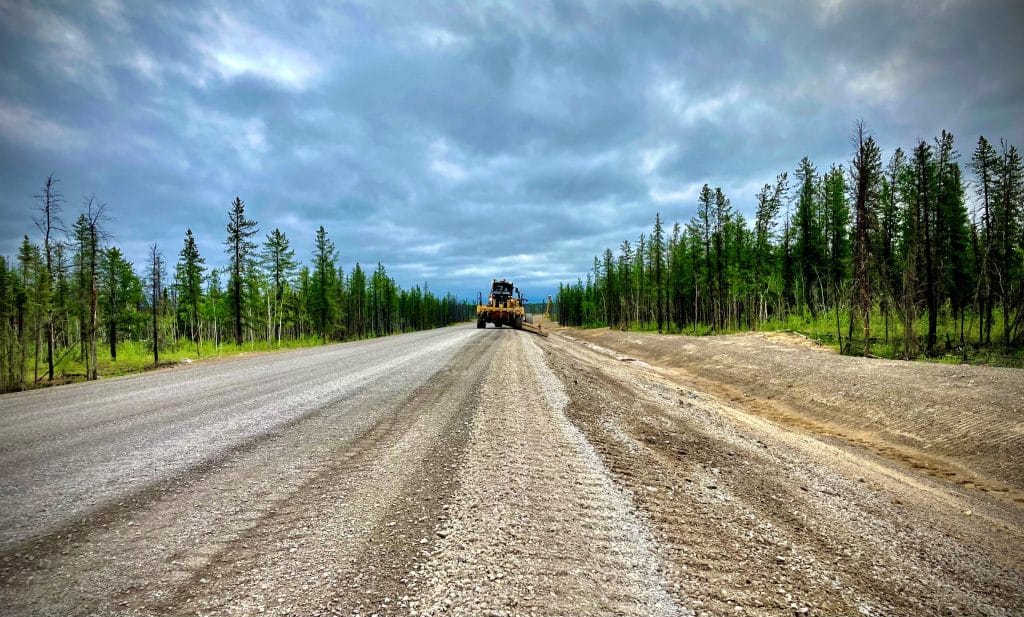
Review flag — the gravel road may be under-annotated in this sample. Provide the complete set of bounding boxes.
[1,324,1021,616]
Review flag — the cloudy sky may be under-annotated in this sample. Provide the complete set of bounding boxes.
[1,0,1022,300]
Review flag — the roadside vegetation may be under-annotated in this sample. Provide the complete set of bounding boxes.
[0,193,472,392]
[20,336,330,385]
[619,307,1022,367]
[556,124,1023,367]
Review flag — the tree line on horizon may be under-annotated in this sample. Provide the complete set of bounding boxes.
[0,191,472,392]
[556,124,1023,361]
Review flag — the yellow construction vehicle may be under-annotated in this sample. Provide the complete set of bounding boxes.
[477,278,524,329]
[476,279,547,335]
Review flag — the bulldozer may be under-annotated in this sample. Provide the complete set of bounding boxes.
[476,278,547,335]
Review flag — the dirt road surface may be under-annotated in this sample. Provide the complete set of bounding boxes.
[1,324,1021,616]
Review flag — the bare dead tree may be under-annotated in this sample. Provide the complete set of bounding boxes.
[33,174,63,381]
[77,197,108,380]
[149,244,164,368]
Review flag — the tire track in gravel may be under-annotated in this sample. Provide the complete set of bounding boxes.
[556,327,1024,498]
[543,331,1024,616]
[158,330,498,617]
[407,331,681,617]
[0,327,492,617]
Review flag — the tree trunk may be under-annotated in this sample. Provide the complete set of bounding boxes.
[152,303,159,367]
[34,325,40,384]
[87,229,98,381]
[923,203,937,355]
[46,321,54,381]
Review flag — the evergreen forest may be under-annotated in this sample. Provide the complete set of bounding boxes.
[556,126,1023,365]
[0,192,472,392]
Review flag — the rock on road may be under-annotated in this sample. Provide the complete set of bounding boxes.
[0,324,1021,616]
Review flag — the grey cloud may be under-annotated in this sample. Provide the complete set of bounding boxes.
[2,0,1022,300]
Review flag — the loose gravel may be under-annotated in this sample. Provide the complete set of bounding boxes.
[1,323,1020,617]
[407,333,681,616]
[544,329,1024,616]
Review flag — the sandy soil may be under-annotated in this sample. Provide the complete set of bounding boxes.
[555,326,1024,501]
[543,327,1023,615]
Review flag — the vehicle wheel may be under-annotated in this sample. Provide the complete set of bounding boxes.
[495,321,502,328]
[477,319,485,329]
[515,315,523,330]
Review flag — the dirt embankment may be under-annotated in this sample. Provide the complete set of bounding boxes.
[544,330,1024,616]
[555,326,1024,501]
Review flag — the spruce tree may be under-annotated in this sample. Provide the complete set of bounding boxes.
[17,237,43,385]
[878,148,906,340]
[100,247,139,361]
[177,229,205,352]
[311,226,338,341]
[970,136,998,344]
[794,157,825,315]
[823,165,850,303]
[262,228,297,344]
[912,141,939,354]
[224,197,258,346]
[994,142,1023,344]
[713,188,732,328]
[618,240,633,328]
[850,124,881,355]
[934,132,972,340]
[348,262,367,338]
[651,213,665,332]
[602,248,617,327]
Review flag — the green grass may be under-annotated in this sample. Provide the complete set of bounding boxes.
[16,320,476,390]
[756,308,1022,367]
[596,308,1023,368]
[22,336,327,386]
